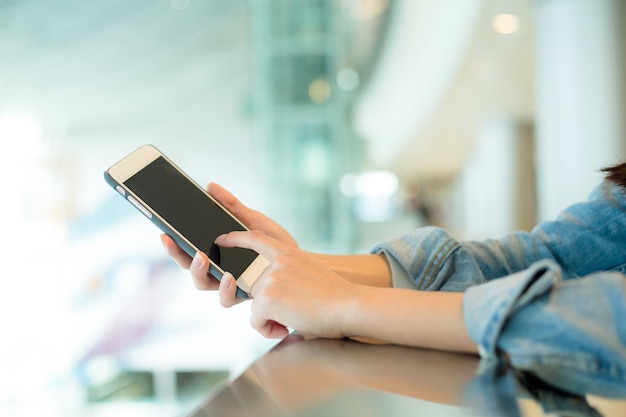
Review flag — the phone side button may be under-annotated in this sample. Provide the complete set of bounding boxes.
[127,195,153,219]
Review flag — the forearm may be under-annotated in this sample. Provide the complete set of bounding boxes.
[312,253,392,288]
[342,285,478,354]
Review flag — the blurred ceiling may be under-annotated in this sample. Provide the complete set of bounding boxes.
[0,0,252,145]
[0,0,534,182]
[355,0,535,180]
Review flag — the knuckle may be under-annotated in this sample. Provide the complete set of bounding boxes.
[273,252,295,269]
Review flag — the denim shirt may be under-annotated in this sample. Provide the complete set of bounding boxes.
[371,180,626,390]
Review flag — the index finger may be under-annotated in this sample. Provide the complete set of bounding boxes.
[215,230,283,261]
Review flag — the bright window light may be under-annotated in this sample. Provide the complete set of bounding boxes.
[340,170,400,222]
[492,13,520,34]
[340,170,399,198]
[0,115,43,160]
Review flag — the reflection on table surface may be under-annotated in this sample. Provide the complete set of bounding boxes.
[187,335,626,417]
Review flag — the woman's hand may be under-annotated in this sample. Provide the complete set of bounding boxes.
[215,230,356,340]
[160,182,298,306]
[216,229,476,353]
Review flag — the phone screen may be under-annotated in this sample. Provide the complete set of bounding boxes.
[124,156,258,277]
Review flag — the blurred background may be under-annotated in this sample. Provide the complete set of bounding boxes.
[1,0,624,416]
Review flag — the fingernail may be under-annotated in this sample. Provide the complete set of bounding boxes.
[192,252,204,268]
[223,272,233,288]
[215,234,226,243]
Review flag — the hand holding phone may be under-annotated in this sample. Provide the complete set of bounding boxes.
[104,144,269,298]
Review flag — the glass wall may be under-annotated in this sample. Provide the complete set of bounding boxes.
[250,0,390,252]
[0,0,390,416]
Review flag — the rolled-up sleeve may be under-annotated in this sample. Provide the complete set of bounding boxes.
[371,226,487,292]
[372,181,626,293]
[464,260,626,392]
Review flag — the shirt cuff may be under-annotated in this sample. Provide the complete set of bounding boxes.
[463,259,562,358]
[370,226,461,290]
[375,249,417,289]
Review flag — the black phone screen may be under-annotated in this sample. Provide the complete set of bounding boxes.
[124,156,258,277]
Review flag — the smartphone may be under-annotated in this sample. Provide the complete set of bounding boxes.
[104,144,269,298]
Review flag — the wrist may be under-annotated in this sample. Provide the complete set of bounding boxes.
[312,253,392,287]
[337,284,376,339]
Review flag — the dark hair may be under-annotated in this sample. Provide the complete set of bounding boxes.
[602,162,626,188]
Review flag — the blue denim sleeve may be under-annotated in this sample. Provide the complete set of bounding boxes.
[371,226,487,291]
[371,180,626,291]
[462,181,626,280]
[463,260,626,393]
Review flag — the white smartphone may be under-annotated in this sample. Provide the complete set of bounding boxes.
[104,144,269,298]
